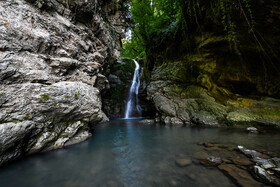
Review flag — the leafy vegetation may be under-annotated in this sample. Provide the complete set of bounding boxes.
[121,0,255,59]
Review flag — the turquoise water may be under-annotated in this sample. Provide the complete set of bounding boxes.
[0,119,279,187]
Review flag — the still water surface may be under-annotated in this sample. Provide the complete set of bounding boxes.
[0,119,279,187]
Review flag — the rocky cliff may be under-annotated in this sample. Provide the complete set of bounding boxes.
[0,0,124,166]
[146,0,280,127]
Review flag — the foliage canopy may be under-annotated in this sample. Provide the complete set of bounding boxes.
[121,0,254,59]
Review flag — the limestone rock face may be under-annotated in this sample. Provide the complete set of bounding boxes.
[146,1,280,126]
[147,64,280,126]
[0,0,124,166]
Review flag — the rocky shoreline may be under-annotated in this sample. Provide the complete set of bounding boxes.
[199,143,280,186]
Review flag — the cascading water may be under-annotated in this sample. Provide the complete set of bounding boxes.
[125,59,142,119]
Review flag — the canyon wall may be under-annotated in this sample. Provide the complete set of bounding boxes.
[0,0,124,166]
[146,0,280,126]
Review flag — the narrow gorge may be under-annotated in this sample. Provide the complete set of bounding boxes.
[0,0,280,186]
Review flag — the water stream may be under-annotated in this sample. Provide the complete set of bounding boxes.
[125,60,142,119]
[0,119,279,187]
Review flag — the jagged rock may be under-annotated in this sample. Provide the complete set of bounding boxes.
[253,157,278,169]
[253,166,280,185]
[0,0,124,166]
[238,145,260,158]
[238,146,280,185]
[170,117,184,126]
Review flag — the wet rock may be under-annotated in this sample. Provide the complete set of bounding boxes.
[247,127,258,133]
[186,173,196,181]
[193,151,209,160]
[262,151,279,157]
[99,112,110,124]
[272,168,280,178]
[237,146,280,185]
[139,119,155,125]
[204,146,222,152]
[272,158,280,167]
[201,156,222,166]
[170,117,184,126]
[253,166,280,185]
[170,180,177,186]
[238,145,260,158]
[231,158,254,166]
[218,164,263,186]
[175,158,192,167]
[222,159,232,164]
[253,157,278,169]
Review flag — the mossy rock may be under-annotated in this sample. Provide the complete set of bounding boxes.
[39,94,50,103]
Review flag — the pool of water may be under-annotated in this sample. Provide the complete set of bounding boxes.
[0,119,279,187]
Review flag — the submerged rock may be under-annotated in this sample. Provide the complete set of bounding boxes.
[199,142,280,185]
[201,156,222,166]
[175,158,192,167]
[219,164,263,186]
[237,145,280,185]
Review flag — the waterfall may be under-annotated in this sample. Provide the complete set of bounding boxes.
[125,59,142,119]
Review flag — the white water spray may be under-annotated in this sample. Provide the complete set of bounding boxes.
[125,59,142,119]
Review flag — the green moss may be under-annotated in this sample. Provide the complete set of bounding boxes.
[53,103,58,107]
[252,108,280,121]
[74,94,78,100]
[0,93,4,97]
[115,59,135,82]
[74,91,80,100]
[1,145,5,153]
[65,95,70,99]
[25,113,30,119]
[12,119,20,123]
[79,121,88,131]
[32,109,37,114]
[39,94,50,103]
